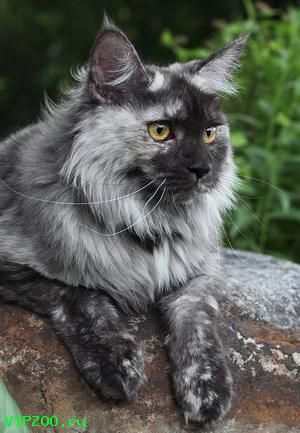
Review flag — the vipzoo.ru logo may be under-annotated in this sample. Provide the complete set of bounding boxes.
[4,415,87,429]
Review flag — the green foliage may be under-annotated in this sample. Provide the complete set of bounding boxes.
[0,379,29,433]
[162,1,300,262]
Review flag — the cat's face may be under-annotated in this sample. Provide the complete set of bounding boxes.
[126,76,230,199]
[65,18,246,206]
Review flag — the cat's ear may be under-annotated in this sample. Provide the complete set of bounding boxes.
[88,16,149,103]
[185,35,248,95]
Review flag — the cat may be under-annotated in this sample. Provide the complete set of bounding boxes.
[0,16,246,426]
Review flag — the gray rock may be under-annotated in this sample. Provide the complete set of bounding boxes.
[222,249,300,329]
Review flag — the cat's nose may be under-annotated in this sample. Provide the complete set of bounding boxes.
[188,163,212,180]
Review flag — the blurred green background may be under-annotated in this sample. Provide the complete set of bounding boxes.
[0,0,299,262]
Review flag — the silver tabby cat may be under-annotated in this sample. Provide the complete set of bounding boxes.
[0,17,246,426]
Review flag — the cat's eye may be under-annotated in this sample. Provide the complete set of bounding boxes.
[148,122,172,142]
[204,126,217,144]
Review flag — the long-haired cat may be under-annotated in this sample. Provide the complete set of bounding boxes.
[0,17,246,426]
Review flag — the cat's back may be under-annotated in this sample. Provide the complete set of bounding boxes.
[0,123,43,213]
[0,123,41,173]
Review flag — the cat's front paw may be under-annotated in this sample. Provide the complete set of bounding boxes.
[173,357,233,427]
[74,332,146,401]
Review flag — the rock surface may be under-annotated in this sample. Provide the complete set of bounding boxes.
[0,249,299,433]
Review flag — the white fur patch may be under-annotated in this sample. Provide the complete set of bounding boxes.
[190,75,233,95]
[200,371,212,381]
[207,295,219,312]
[186,390,202,413]
[169,62,182,73]
[149,71,164,91]
[184,364,199,383]
[165,99,183,118]
[52,305,67,322]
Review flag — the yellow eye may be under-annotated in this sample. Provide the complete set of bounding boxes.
[148,122,172,141]
[204,126,217,144]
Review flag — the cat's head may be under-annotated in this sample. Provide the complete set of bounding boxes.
[63,17,246,212]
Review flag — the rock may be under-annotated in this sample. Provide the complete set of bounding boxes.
[0,249,299,433]
[222,249,300,329]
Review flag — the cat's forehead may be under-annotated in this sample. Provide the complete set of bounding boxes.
[141,98,186,122]
[147,64,186,92]
[143,64,219,121]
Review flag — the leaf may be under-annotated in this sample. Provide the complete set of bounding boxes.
[275,112,291,127]
[243,0,257,20]
[266,210,300,223]
[0,380,30,433]
[278,192,291,213]
[231,130,248,148]
[257,99,274,117]
[160,30,173,47]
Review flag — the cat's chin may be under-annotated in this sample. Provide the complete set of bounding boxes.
[167,183,214,205]
[196,182,215,194]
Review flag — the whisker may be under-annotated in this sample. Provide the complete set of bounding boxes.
[0,177,155,206]
[236,195,267,231]
[236,174,288,196]
[213,224,221,267]
[237,194,269,200]
[220,182,267,231]
[226,210,257,242]
[220,225,241,258]
[171,191,181,214]
[79,180,166,237]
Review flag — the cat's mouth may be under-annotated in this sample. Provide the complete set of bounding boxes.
[124,166,215,203]
[163,172,214,193]
[155,176,216,205]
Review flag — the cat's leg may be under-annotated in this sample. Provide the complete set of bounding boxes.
[0,261,145,400]
[159,275,232,426]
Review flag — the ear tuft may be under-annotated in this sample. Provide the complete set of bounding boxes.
[188,34,248,95]
[88,16,148,103]
[101,13,121,33]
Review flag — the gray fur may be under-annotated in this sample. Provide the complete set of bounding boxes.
[0,18,246,425]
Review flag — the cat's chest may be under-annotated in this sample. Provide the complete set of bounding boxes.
[64,219,212,308]
[129,231,206,291]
